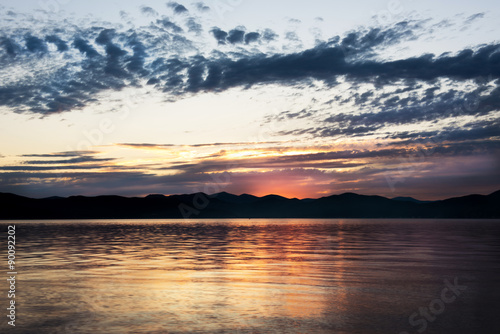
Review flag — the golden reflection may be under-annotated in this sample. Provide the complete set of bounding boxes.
[15,219,360,332]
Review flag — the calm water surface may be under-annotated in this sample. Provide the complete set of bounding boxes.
[1,219,500,333]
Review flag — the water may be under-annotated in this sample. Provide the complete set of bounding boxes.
[1,219,499,334]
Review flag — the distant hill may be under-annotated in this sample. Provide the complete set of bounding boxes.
[391,196,433,204]
[0,190,499,219]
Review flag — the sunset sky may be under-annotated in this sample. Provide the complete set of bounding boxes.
[0,0,499,200]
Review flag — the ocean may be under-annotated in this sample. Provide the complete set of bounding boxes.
[1,219,499,333]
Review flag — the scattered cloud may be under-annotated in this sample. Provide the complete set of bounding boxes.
[227,28,245,44]
[167,2,188,14]
[465,12,485,24]
[194,2,210,12]
[140,6,158,17]
[2,11,496,119]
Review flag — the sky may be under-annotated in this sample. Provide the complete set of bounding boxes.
[0,0,499,200]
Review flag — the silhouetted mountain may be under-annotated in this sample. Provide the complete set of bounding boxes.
[0,190,499,219]
[211,192,259,204]
[392,196,432,204]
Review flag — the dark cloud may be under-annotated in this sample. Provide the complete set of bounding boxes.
[261,29,278,42]
[21,151,100,158]
[118,143,175,149]
[1,15,499,121]
[0,24,154,111]
[0,37,19,56]
[25,35,48,53]
[94,29,129,78]
[45,35,68,51]
[0,165,106,171]
[227,29,245,44]
[355,91,374,104]
[181,40,499,97]
[339,22,415,58]
[387,119,500,145]
[0,29,135,113]
[73,38,100,57]
[117,141,283,149]
[244,32,260,44]
[125,33,148,75]
[210,27,228,44]
[269,108,318,122]
[210,27,262,45]
[146,77,160,85]
[314,87,500,138]
[24,156,115,165]
[162,158,363,174]
[167,2,188,14]
[95,28,115,45]
[3,151,115,171]
[156,17,184,33]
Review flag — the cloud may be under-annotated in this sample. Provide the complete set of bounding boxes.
[0,9,498,200]
[261,29,278,42]
[167,2,188,14]
[11,151,116,168]
[339,22,415,57]
[244,32,260,44]
[186,17,203,33]
[25,35,48,53]
[227,28,245,44]
[0,37,19,56]
[24,156,115,165]
[210,27,264,45]
[2,144,498,199]
[195,2,210,12]
[0,12,499,126]
[21,151,100,158]
[45,35,68,51]
[156,17,184,33]
[140,6,158,17]
[210,27,228,44]
[387,119,500,145]
[285,31,300,42]
[72,37,99,58]
[0,165,108,171]
[117,141,283,149]
[465,12,485,24]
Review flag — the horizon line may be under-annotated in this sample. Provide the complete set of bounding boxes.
[2,189,499,202]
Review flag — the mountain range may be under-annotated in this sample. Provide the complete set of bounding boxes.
[1,190,499,219]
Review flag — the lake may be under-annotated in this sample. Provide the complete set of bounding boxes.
[1,219,499,333]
